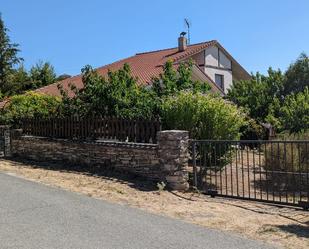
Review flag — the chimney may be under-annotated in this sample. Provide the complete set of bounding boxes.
[178,34,187,52]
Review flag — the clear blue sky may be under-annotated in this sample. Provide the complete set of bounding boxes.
[1,0,309,76]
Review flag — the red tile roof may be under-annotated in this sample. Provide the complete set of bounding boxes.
[35,40,218,97]
[0,40,220,108]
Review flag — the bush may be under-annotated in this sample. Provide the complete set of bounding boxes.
[161,91,246,140]
[161,92,246,168]
[263,132,309,189]
[240,118,266,141]
[0,91,61,125]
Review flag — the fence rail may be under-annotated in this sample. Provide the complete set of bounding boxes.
[21,117,161,143]
[191,140,309,209]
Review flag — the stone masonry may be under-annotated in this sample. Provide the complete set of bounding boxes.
[158,130,189,190]
[9,130,190,191]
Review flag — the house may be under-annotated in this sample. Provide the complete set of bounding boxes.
[0,35,250,108]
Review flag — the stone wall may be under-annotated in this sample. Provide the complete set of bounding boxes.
[11,136,161,180]
[158,130,189,190]
[9,130,190,190]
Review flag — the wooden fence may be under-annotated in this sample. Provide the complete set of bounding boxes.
[21,117,162,143]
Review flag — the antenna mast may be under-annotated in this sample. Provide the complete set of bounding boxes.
[184,18,191,45]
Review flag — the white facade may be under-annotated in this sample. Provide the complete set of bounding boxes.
[192,45,234,93]
[205,46,233,93]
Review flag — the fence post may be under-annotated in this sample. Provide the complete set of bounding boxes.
[4,127,11,157]
[157,130,189,191]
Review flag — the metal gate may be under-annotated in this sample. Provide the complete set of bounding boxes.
[191,140,309,210]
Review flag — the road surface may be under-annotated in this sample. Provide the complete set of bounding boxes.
[0,172,277,249]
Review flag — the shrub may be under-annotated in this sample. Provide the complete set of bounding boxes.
[240,118,266,141]
[161,91,246,140]
[161,92,246,168]
[263,132,309,189]
[0,91,61,125]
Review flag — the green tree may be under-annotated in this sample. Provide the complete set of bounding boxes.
[283,53,309,96]
[0,14,23,97]
[59,64,158,119]
[29,61,57,88]
[60,61,211,119]
[8,64,32,94]
[227,69,284,122]
[279,87,309,133]
[152,59,210,98]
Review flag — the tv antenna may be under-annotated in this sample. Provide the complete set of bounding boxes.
[184,18,191,44]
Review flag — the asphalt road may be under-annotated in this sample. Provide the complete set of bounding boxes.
[0,172,277,249]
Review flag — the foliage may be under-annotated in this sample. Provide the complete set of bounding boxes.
[264,132,309,189]
[161,91,246,140]
[0,14,23,96]
[6,64,31,95]
[240,118,267,140]
[161,91,246,169]
[59,64,158,119]
[0,91,61,125]
[228,55,309,134]
[0,61,58,97]
[152,59,210,98]
[59,61,211,120]
[29,61,57,89]
[279,87,309,133]
[283,53,309,96]
[227,68,284,123]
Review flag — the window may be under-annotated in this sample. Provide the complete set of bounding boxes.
[215,74,224,90]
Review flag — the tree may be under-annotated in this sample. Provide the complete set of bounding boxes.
[279,87,309,133]
[0,14,23,96]
[8,64,31,94]
[283,53,309,96]
[29,61,57,89]
[227,69,284,123]
[152,59,210,98]
[59,64,158,119]
[59,60,212,119]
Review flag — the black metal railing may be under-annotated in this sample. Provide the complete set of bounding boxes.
[191,140,309,209]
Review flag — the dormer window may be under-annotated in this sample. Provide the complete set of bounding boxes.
[215,74,224,90]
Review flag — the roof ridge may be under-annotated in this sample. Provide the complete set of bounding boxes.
[136,40,216,56]
[172,40,217,62]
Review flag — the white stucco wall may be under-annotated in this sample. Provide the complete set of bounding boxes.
[204,67,233,93]
[203,46,233,93]
[219,50,231,69]
[205,46,218,67]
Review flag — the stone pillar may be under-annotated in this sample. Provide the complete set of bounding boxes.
[4,128,11,157]
[157,130,189,191]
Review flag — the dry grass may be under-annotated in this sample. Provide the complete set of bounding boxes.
[0,158,308,249]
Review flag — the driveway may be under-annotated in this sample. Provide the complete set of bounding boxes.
[0,173,277,249]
